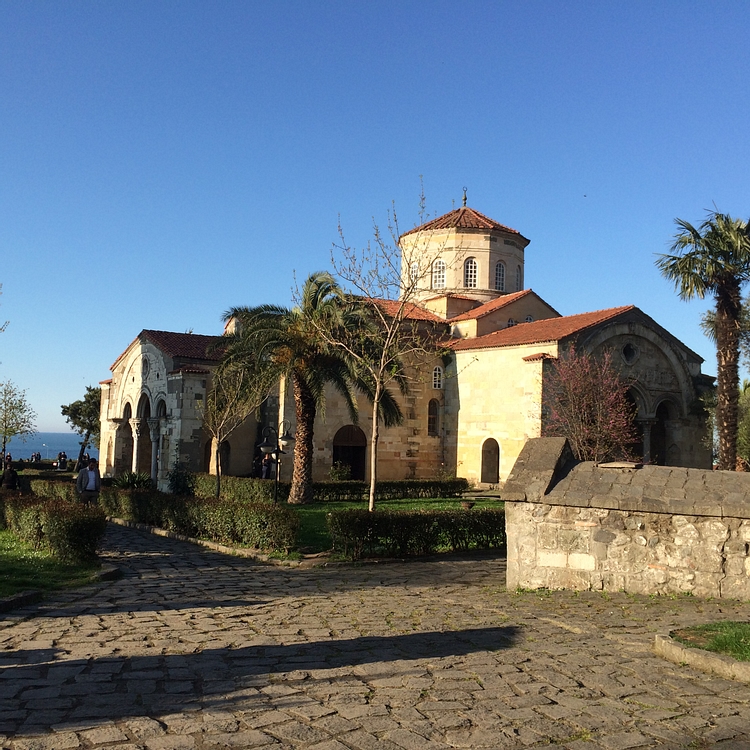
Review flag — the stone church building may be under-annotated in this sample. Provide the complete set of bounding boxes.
[99,204,713,491]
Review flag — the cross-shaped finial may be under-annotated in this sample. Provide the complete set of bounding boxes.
[462,187,467,207]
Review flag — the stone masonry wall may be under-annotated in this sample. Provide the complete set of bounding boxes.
[504,438,750,599]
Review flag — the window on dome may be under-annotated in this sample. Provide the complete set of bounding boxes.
[525,315,533,323]
[432,366,443,389]
[516,266,522,291]
[431,259,446,289]
[507,318,516,327]
[409,261,419,284]
[464,258,477,288]
[495,261,505,291]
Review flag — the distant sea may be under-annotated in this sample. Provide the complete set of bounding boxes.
[7,432,99,461]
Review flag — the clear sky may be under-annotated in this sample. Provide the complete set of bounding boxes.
[1,1,748,431]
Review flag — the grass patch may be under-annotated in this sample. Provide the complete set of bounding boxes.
[0,529,100,598]
[672,621,750,662]
[291,497,502,554]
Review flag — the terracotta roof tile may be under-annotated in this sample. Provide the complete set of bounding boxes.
[372,299,445,323]
[522,352,555,362]
[400,206,527,239]
[450,289,539,321]
[141,330,224,361]
[111,330,224,370]
[450,306,635,351]
[168,366,211,375]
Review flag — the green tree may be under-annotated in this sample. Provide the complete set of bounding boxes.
[200,362,276,498]
[221,272,362,504]
[0,380,37,457]
[656,211,750,470]
[61,386,101,471]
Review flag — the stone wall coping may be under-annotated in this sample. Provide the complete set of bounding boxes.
[502,438,750,520]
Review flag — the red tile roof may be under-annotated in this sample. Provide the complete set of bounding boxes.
[371,299,445,323]
[400,206,527,239]
[141,330,224,360]
[450,306,635,351]
[522,353,555,362]
[111,330,224,369]
[450,289,555,321]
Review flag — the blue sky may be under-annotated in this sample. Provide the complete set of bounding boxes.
[1,1,748,431]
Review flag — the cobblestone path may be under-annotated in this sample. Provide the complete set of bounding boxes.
[2,523,750,749]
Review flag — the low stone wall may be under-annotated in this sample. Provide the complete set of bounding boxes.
[503,438,750,599]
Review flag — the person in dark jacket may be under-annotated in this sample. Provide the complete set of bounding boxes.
[76,458,101,506]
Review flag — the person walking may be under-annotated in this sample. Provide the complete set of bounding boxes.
[76,458,101,506]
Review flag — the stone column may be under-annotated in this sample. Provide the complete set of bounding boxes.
[147,418,162,483]
[640,419,655,464]
[108,419,124,475]
[130,419,145,473]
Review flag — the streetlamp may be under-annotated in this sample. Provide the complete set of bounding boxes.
[258,420,295,503]
[42,443,48,460]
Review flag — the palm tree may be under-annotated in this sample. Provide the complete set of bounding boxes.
[656,211,750,470]
[221,272,362,504]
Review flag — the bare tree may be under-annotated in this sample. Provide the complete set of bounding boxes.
[323,191,456,510]
[200,363,275,498]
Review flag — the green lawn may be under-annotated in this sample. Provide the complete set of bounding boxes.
[672,621,750,662]
[291,497,503,554]
[0,530,100,599]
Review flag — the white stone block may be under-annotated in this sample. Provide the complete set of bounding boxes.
[568,553,596,571]
[537,550,567,568]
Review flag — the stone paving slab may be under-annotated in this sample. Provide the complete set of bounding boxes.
[1,522,750,748]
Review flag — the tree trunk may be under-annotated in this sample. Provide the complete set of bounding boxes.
[214,441,222,498]
[368,396,380,512]
[75,431,91,472]
[715,281,742,470]
[288,372,316,504]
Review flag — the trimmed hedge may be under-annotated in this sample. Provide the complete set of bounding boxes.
[3,496,107,562]
[327,507,505,560]
[29,479,78,502]
[100,487,298,552]
[192,475,469,503]
[193,474,281,503]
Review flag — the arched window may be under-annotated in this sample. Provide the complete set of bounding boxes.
[428,399,440,436]
[431,259,446,289]
[507,318,516,327]
[525,315,533,323]
[432,366,443,389]
[494,261,505,291]
[464,258,477,288]
[516,265,522,291]
[409,261,420,284]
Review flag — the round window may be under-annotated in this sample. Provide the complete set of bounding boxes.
[622,343,639,364]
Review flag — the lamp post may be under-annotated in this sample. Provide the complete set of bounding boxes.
[258,420,295,503]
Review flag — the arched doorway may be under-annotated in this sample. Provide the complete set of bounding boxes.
[626,390,644,461]
[651,401,674,466]
[481,438,499,484]
[135,394,152,473]
[332,425,367,481]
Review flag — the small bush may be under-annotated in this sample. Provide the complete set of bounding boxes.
[112,472,153,489]
[167,465,196,496]
[29,479,78,502]
[40,501,107,562]
[3,496,107,562]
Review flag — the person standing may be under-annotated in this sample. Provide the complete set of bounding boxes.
[76,458,101,506]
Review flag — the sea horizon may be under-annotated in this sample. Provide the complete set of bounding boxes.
[8,432,99,461]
